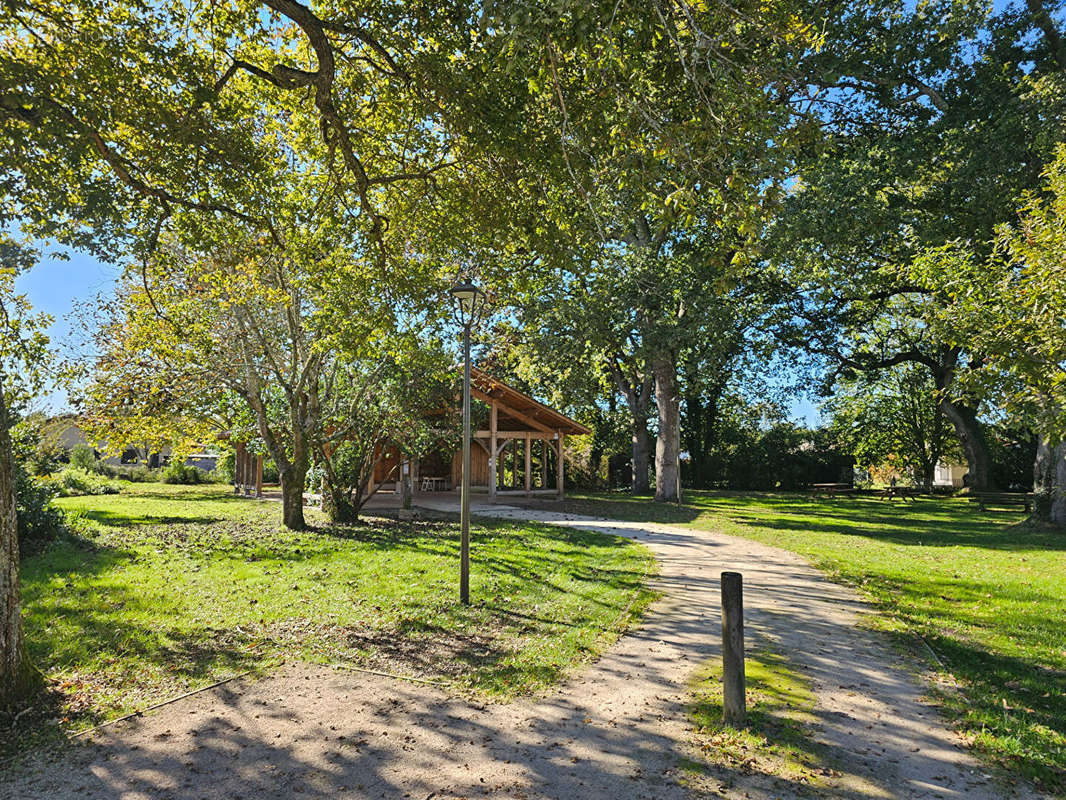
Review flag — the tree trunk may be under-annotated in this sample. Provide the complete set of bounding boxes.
[683,388,704,488]
[653,353,681,503]
[1034,437,1066,527]
[632,416,651,494]
[611,364,653,495]
[940,399,993,491]
[279,465,307,530]
[0,392,40,707]
[920,460,935,493]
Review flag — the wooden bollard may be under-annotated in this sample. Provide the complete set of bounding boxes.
[721,571,746,726]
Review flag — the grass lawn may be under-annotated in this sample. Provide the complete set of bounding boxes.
[531,490,1066,795]
[8,482,655,758]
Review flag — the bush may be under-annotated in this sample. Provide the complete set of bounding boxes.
[101,463,159,483]
[10,418,65,551]
[16,472,65,552]
[69,443,98,472]
[161,462,206,485]
[53,467,120,497]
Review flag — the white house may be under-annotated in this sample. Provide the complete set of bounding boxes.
[934,461,968,488]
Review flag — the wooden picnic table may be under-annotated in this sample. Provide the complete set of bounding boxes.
[810,483,856,498]
[419,476,449,492]
[969,491,1033,513]
[878,485,919,501]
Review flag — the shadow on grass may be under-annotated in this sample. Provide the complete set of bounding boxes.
[925,637,1066,791]
[11,496,655,766]
[74,508,228,528]
[559,490,1060,553]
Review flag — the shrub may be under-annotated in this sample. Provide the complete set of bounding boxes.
[11,418,65,550]
[203,469,229,484]
[54,467,120,497]
[161,462,206,485]
[69,443,98,472]
[102,463,159,483]
[16,472,65,552]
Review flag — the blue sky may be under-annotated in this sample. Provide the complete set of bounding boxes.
[15,246,120,411]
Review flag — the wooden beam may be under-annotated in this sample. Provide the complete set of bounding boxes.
[524,432,531,495]
[541,439,548,488]
[476,430,553,439]
[556,432,565,500]
[471,387,556,434]
[489,400,498,501]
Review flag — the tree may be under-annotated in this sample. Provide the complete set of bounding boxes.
[769,0,1066,491]
[442,0,814,501]
[0,238,50,705]
[1,0,458,262]
[826,364,959,491]
[314,340,455,523]
[90,230,323,529]
[910,146,1066,524]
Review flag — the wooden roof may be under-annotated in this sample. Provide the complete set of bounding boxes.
[470,368,592,436]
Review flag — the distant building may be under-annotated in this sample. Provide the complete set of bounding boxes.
[934,461,968,488]
[42,416,218,471]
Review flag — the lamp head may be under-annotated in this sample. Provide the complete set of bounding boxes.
[449,280,486,327]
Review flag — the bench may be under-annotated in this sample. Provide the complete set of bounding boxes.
[969,492,1033,513]
[811,483,856,498]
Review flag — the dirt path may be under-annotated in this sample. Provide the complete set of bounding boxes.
[2,504,1043,800]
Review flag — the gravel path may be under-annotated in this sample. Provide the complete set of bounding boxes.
[2,503,1043,800]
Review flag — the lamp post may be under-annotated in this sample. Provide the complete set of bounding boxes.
[450,280,487,605]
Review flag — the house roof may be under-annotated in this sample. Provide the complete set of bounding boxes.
[470,367,592,437]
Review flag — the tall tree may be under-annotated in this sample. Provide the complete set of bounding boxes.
[443,0,814,501]
[770,0,1066,491]
[910,146,1066,524]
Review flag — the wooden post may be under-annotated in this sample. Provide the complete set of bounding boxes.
[556,433,565,500]
[541,439,547,488]
[524,432,531,495]
[489,401,498,501]
[233,444,240,494]
[255,454,263,498]
[721,571,746,726]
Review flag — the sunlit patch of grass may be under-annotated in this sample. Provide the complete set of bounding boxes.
[687,644,828,788]
[6,482,655,762]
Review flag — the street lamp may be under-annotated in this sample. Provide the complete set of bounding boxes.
[450,280,487,605]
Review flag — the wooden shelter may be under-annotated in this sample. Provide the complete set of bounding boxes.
[458,368,590,500]
[371,368,590,500]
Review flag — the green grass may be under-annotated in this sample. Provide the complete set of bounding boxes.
[8,483,655,758]
[687,643,827,789]
[536,490,1066,794]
